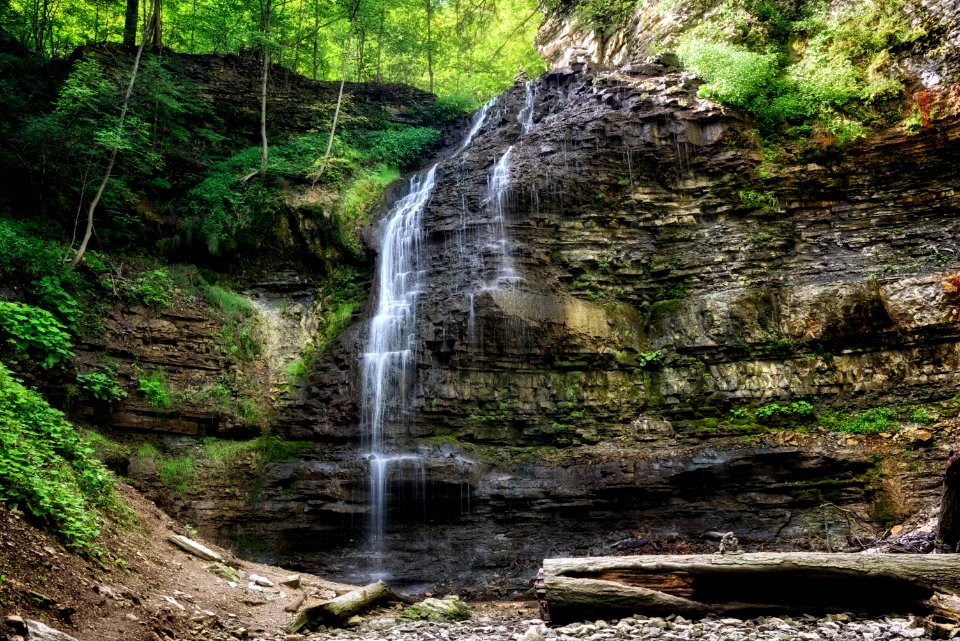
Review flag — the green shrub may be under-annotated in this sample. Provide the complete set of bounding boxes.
[755,400,814,421]
[351,127,441,168]
[157,455,195,496]
[826,407,893,434]
[429,92,479,122]
[32,276,81,332]
[0,218,63,282]
[77,367,127,408]
[203,285,260,361]
[0,362,115,551]
[128,269,175,308]
[0,301,73,368]
[138,370,172,410]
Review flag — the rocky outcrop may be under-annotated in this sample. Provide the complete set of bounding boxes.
[98,46,960,591]
[535,0,960,90]
[143,62,960,589]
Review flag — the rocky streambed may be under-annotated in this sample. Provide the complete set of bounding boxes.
[287,612,932,641]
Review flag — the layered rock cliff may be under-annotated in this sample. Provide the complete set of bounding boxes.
[97,6,960,592]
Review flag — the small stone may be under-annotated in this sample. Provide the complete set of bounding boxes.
[25,620,81,641]
[284,595,305,613]
[280,575,302,588]
[207,562,243,583]
[518,626,545,641]
[401,595,471,622]
[346,615,363,627]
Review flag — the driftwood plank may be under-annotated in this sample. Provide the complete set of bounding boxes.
[540,553,960,623]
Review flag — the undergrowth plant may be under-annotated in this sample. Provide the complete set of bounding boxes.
[0,362,117,552]
[0,301,73,368]
[137,369,172,410]
[77,366,127,408]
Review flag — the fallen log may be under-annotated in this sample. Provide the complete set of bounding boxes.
[540,553,960,623]
[286,580,398,632]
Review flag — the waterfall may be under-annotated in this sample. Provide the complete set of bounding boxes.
[361,164,437,549]
[486,145,521,286]
[519,81,536,135]
[454,98,495,157]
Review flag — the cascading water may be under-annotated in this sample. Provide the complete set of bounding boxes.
[359,84,535,577]
[518,81,536,135]
[361,164,437,556]
[485,145,521,286]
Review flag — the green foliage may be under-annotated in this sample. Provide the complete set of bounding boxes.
[0,362,115,551]
[908,407,935,424]
[350,127,441,169]
[739,189,779,212]
[0,219,63,283]
[157,456,196,497]
[336,164,401,258]
[202,285,260,361]
[0,301,73,368]
[676,0,922,143]
[77,367,127,408]
[638,350,660,368]
[32,276,81,331]
[202,434,311,469]
[138,370,172,410]
[312,267,365,357]
[823,407,894,434]
[754,400,814,421]
[127,269,175,308]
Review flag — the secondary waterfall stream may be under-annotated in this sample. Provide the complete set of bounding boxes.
[358,86,534,575]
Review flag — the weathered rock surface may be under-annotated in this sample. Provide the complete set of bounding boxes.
[109,56,960,591]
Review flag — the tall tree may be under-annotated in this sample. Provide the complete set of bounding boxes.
[69,5,152,268]
[122,0,137,44]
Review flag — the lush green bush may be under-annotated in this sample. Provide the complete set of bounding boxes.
[0,362,115,551]
[675,0,921,143]
[825,407,893,434]
[0,301,73,368]
[755,400,814,421]
[77,367,127,408]
[32,275,81,331]
[138,370,172,410]
[127,268,175,308]
[350,127,441,169]
[0,219,63,283]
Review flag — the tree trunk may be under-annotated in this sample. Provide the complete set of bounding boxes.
[313,0,359,183]
[69,7,151,268]
[259,0,271,177]
[150,0,162,48]
[286,581,396,633]
[123,0,138,45]
[938,451,960,551]
[540,553,960,624]
[425,0,433,93]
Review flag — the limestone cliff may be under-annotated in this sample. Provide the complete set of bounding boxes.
[99,15,960,591]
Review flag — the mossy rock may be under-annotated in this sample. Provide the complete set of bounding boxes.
[401,595,471,622]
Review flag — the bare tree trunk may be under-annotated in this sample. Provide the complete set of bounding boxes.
[311,0,319,80]
[374,4,384,83]
[259,0,272,177]
[123,0,138,45]
[69,10,151,269]
[313,0,359,183]
[425,0,433,93]
[151,0,162,48]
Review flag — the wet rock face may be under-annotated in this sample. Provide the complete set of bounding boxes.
[123,60,960,590]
